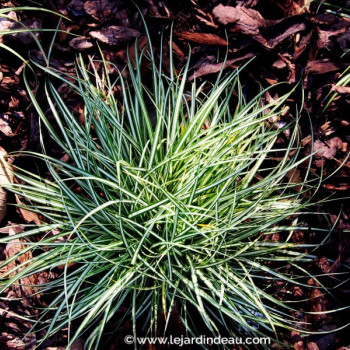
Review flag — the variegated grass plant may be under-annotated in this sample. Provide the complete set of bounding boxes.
[0,35,339,349]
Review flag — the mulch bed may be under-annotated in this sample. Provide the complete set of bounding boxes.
[1,0,350,349]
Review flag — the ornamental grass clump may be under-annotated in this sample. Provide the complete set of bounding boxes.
[0,37,330,349]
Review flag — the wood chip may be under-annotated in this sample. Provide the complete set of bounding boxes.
[212,4,268,47]
[188,52,255,81]
[69,36,94,50]
[194,14,219,29]
[90,26,139,45]
[307,342,320,350]
[0,11,17,43]
[67,0,85,16]
[237,0,259,7]
[302,122,334,146]
[213,4,264,32]
[84,0,122,20]
[0,146,13,223]
[309,289,327,323]
[0,114,13,137]
[0,75,19,92]
[323,183,350,190]
[171,41,185,59]
[337,29,350,52]
[0,333,26,350]
[213,5,307,49]
[305,59,341,75]
[332,85,350,94]
[11,20,42,45]
[15,195,41,225]
[265,20,306,48]
[4,228,40,305]
[71,338,85,350]
[315,256,331,274]
[314,137,342,159]
[176,31,227,46]
[0,224,25,234]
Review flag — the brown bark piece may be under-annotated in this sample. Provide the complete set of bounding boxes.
[213,4,264,32]
[0,114,12,136]
[194,9,219,29]
[0,333,26,350]
[0,146,13,223]
[69,36,94,50]
[302,122,334,146]
[294,341,306,350]
[84,0,122,21]
[176,31,227,46]
[291,330,305,350]
[305,59,341,75]
[236,0,259,7]
[312,16,350,51]
[323,183,350,191]
[171,41,185,59]
[332,85,350,94]
[144,0,159,17]
[212,4,267,47]
[0,75,19,92]
[266,21,306,48]
[11,20,42,45]
[71,338,85,350]
[30,51,75,73]
[213,5,307,49]
[0,11,17,42]
[294,30,313,60]
[67,0,85,16]
[309,289,327,323]
[188,52,256,81]
[4,229,37,298]
[314,137,342,159]
[337,29,350,53]
[90,26,139,45]
[317,26,347,51]
[15,195,41,225]
[315,257,331,274]
[307,342,320,350]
